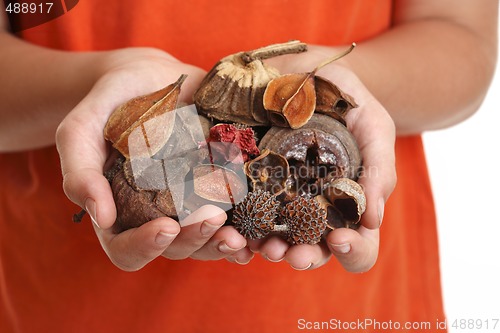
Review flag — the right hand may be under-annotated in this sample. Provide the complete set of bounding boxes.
[56,48,253,271]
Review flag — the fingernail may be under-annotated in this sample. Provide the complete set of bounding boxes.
[155,231,176,246]
[226,255,251,265]
[331,243,351,254]
[378,198,385,227]
[218,241,241,254]
[263,253,284,263]
[84,198,99,228]
[200,220,222,236]
[291,262,313,271]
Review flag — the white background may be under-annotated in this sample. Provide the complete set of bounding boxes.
[422,18,500,332]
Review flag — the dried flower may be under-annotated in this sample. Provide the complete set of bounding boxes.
[204,123,259,163]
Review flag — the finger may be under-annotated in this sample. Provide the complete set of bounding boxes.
[56,110,117,229]
[225,248,255,265]
[253,236,290,263]
[189,226,247,261]
[162,205,227,260]
[96,217,181,271]
[284,243,332,270]
[326,226,379,273]
[347,101,397,229]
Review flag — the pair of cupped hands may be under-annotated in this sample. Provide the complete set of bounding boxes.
[56,46,396,273]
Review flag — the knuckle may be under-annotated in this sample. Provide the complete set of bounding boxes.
[55,120,71,146]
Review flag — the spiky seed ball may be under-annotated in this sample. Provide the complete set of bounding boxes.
[281,196,327,245]
[233,190,280,239]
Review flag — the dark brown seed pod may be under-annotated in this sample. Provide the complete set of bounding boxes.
[244,149,290,196]
[279,196,328,245]
[259,114,362,192]
[110,165,175,234]
[315,76,357,126]
[194,41,307,126]
[232,190,281,239]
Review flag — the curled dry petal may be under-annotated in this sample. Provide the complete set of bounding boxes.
[104,74,186,158]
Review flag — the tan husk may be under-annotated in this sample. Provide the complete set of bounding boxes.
[325,178,366,226]
[194,41,307,126]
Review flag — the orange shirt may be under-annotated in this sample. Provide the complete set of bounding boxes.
[0,1,446,332]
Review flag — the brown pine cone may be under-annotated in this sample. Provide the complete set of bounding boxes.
[232,190,280,239]
[281,196,327,245]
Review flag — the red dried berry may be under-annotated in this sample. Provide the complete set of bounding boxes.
[205,123,260,162]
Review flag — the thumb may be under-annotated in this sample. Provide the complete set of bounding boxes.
[56,107,117,229]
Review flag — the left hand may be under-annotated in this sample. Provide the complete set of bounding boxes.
[248,47,397,272]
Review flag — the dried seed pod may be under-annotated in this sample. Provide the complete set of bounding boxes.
[110,161,184,233]
[104,75,186,158]
[192,164,247,205]
[244,149,290,196]
[315,76,357,126]
[315,195,346,230]
[279,196,327,245]
[194,41,307,126]
[263,72,316,129]
[263,43,356,129]
[233,190,281,239]
[259,114,362,187]
[325,178,366,227]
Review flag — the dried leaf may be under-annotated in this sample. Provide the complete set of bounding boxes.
[104,74,186,158]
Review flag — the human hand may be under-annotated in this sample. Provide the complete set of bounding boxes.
[248,46,397,272]
[56,48,252,271]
